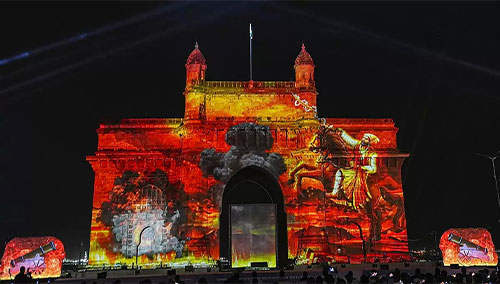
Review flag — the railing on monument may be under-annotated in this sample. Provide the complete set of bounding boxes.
[194,80,296,89]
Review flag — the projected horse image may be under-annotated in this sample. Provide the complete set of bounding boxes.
[288,125,405,242]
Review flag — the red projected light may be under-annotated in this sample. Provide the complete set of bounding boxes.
[86,43,410,267]
[440,228,497,266]
[0,236,65,280]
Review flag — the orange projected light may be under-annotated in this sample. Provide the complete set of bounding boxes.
[87,43,410,267]
[0,236,65,280]
[440,228,498,266]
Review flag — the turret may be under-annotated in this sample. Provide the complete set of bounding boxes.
[185,42,207,90]
[294,43,315,89]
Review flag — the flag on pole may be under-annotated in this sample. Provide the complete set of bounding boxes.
[249,23,253,81]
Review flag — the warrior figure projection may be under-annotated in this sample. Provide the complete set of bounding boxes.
[329,129,379,210]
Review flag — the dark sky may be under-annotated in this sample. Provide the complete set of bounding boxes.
[1,2,500,259]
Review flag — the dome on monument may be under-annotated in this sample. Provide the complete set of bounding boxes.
[294,43,314,66]
[186,42,206,65]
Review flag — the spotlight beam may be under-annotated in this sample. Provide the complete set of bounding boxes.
[277,5,500,78]
[0,4,240,101]
[0,2,189,67]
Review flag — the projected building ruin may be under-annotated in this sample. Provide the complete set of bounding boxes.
[87,43,409,268]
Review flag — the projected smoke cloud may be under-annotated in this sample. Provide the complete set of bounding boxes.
[200,123,286,182]
[231,205,276,268]
[96,170,187,261]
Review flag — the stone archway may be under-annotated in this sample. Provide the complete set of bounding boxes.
[219,166,288,268]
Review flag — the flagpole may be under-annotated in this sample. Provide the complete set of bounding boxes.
[249,23,253,82]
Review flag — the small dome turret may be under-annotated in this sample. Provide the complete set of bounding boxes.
[186,42,206,66]
[294,43,315,88]
[185,42,207,90]
[294,43,314,67]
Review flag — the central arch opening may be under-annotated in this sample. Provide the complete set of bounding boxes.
[219,166,288,268]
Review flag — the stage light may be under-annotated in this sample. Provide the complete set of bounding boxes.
[440,228,497,266]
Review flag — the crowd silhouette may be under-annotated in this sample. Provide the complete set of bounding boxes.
[11,265,500,283]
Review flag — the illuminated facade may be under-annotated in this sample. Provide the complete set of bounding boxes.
[87,43,410,268]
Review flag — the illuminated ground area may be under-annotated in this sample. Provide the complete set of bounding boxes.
[54,262,499,284]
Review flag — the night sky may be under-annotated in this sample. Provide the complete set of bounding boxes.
[1,2,500,259]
